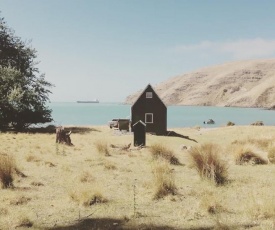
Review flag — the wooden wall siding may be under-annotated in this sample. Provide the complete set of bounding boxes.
[131,84,167,135]
[133,120,146,146]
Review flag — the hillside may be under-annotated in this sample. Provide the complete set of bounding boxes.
[125,59,275,108]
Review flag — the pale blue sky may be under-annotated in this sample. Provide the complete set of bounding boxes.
[1,0,275,102]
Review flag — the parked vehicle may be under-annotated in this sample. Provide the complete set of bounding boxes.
[108,119,130,131]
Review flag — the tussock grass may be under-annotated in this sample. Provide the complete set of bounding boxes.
[200,190,228,215]
[150,143,180,165]
[233,144,269,165]
[79,171,94,183]
[103,161,117,170]
[232,137,271,149]
[247,194,275,220]
[25,154,40,162]
[69,185,108,206]
[0,154,16,189]
[188,143,228,185]
[232,137,275,163]
[10,196,31,205]
[267,144,275,163]
[30,181,44,186]
[94,140,111,156]
[152,160,177,199]
[15,216,33,228]
[0,208,8,215]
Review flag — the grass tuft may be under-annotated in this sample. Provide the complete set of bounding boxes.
[232,137,271,149]
[233,145,269,165]
[103,161,117,170]
[70,185,108,206]
[150,143,180,165]
[15,216,33,228]
[94,140,111,156]
[0,154,16,189]
[79,171,94,183]
[30,181,44,186]
[152,160,177,199]
[25,154,40,162]
[188,143,228,185]
[10,196,31,205]
[267,144,275,164]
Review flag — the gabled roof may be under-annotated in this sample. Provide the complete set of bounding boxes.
[131,84,167,108]
[133,120,146,127]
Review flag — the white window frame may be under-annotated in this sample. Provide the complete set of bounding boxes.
[145,113,153,123]
[146,92,153,98]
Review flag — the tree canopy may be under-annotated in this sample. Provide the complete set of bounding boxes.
[0,15,53,130]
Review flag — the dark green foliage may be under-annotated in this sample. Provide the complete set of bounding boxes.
[0,15,53,130]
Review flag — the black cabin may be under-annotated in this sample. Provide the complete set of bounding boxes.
[131,84,167,135]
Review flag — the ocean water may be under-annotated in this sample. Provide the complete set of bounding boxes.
[47,102,275,128]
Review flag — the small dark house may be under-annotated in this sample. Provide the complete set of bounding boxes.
[131,84,167,135]
[133,120,146,146]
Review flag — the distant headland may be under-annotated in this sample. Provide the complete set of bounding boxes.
[125,59,275,109]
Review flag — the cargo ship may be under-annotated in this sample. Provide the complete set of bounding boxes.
[77,99,99,103]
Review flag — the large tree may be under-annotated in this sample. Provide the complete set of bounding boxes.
[0,15,53,130]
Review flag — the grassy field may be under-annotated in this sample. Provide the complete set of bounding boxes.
[1,125,275,229]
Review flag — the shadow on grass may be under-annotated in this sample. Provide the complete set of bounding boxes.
[46,218,123,230]
[44,217,259,230]
[24,126,101,134]
[166,131,198,143]
[45,217,177,230]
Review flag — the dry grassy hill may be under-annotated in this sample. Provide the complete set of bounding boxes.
[125,59,275,108]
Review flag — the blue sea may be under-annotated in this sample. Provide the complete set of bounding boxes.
[47,102,275,128]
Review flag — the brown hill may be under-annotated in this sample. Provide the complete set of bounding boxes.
[125,59,275,108]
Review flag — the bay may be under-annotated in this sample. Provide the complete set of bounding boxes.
[48,102,275,128]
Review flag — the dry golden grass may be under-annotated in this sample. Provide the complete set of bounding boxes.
[79,170,94,183]
[69,185,108,207]
[268,144,275,163]
[10,195,31,205]
[25,153,41,162]
[200,191,227,216]
[103,160,117,170]
[188,143,229,185]
[14,216,33,228]
[152,160,177,199]
[0,126,275,229]
[94,140,111,156]
[232,144,269,165]
[149,143,180,165]
[0,154,16,188]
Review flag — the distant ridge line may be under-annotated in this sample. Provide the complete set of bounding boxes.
[125,59,275,109]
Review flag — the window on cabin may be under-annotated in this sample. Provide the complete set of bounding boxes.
[146,92,153,98]
[145,113,153,123]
